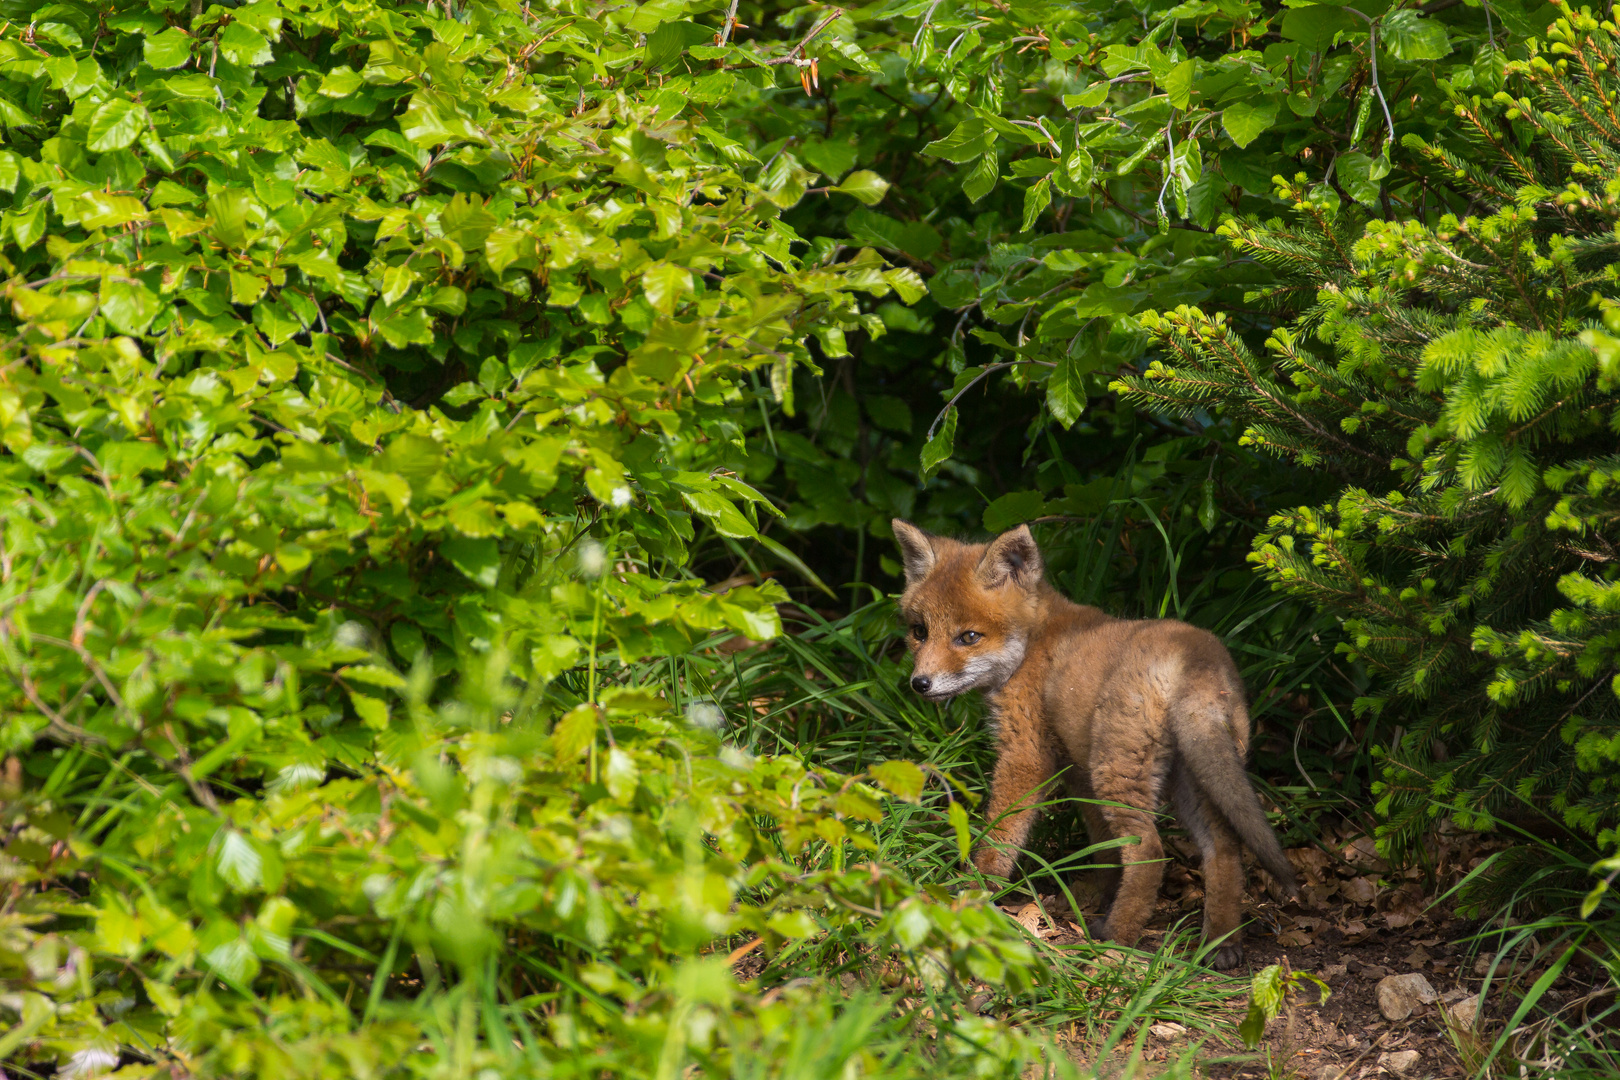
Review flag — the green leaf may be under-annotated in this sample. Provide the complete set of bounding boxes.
[217,831,264,892]
[1281,6,1361,52]
[101,279,160,335]
[552,705,598,761]
[644,20,709,69]
[1222,100,1279,149]
[87,99,147,152]
[1020,175,1052,232]
[643,262,692,315]
[442,536,500,588]
[219,22,273,67]
[350,692,390,729]
[1382,10,1452,61]
[144,27,193,69]
[1199,477,1218,531]
[1063,83,1109,109]
[833,170,890,206]
[963,153,998,203]
[627,0,686,33]
[1336,151,1383,208]
[983,490,1046,533]
[1047,353,1086,428]
[1187,168,1229,229]
[604,747,639,801]
[682,490,758,539]
[919,406,957,480]
[923,119,996,163]
[825,37,881,74]
[870,760,925,803]
[1238,964,1289,1047]
[1161,60,1195,110]
[400,92,483,146]
[1581,877,1608,919]
[319,66,365,98]
[207,189,253,249]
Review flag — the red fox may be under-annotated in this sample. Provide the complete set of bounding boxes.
[892,519,1299,969]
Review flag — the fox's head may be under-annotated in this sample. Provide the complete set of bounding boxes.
[891,520,1048,701]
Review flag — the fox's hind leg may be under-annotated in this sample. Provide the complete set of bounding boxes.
[1088,708,1172,950]
[1170,759,1245,969]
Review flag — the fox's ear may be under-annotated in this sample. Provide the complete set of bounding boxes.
[891,519,937,585]
[977,525,1043,589]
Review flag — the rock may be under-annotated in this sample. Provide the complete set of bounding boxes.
[1149,1022,1187,1040]
[1447,995,1480,1029]
[1377,1050,1421,1076]
[1376,972,1438,1021]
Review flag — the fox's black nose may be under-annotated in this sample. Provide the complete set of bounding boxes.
[911,675,931,693]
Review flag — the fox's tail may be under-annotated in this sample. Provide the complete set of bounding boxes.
[1172,705,1300,896]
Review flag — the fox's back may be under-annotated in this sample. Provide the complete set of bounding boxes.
[1029,601,1248,758]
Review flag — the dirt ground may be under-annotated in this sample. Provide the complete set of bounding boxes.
[1003,823,1601,1079]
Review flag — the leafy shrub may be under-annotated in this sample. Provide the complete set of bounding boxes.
[1116,2,1620,855]
[0,1,1047,1075]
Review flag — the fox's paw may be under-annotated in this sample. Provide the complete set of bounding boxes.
[1208,942,1244,970]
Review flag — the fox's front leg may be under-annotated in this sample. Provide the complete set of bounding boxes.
[972,704,1058,878]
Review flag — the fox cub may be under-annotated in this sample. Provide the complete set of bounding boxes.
[893,519,1298,969]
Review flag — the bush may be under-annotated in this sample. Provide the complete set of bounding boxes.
[1116,2,1620,855]
[0,1,1048,1076]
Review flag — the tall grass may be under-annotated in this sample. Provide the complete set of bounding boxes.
[1437,812,1620,1080]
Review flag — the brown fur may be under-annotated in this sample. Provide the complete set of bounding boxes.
[892,520,1299,969]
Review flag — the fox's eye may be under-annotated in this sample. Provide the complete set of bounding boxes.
[957,631,982,646]
[911,623,928,642]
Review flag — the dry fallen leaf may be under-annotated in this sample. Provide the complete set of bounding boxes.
[1342,876,1378,905]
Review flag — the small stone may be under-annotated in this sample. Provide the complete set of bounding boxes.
[1447,996,1480,1029]
[1149,1021,1187,1040]
[1377,1050,1421,1076]
[1376,972,1438,1021]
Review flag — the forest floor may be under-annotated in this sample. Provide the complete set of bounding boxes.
[999,821,1599,1079]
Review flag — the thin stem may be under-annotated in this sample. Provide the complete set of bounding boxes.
[924,359,1058,441]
